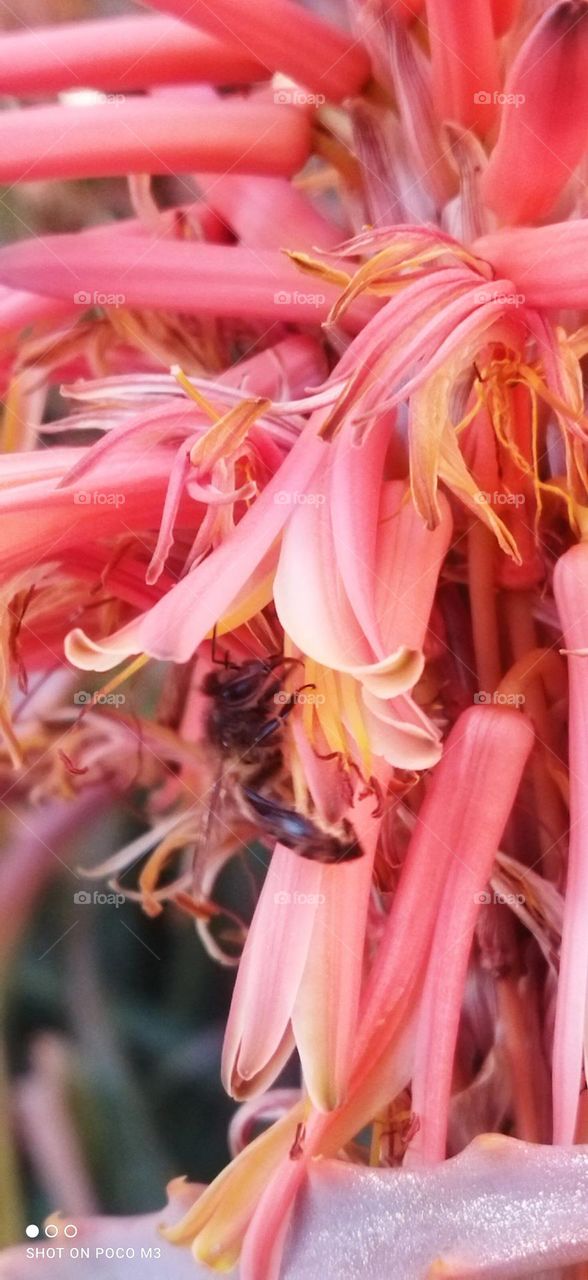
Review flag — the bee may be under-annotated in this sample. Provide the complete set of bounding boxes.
[201,652,361,865]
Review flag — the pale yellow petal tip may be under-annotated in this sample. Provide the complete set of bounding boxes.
[358,647,424,699]
[159,1224,191,1246]
[65,626,131,672]
[44,1211,65,1231]
[165,1174,189,1197]
[193,1238,240,1273]
[426,1260,460,1278]
[471,1131,510,1152]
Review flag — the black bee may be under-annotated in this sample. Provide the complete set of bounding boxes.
[202,654,361,865]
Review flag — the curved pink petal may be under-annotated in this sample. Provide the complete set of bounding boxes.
[0,14,265,96]
[196,175,345,251]
[0,99,310,183]
[0,234,362,328]
[292,791,380,1111]
[552,542,588,1143]
[222,844,320,1097]
[274,450,376,668]
[407,708,534,1165]
[426,0,499,131]
[481,2,588,225]
[141,0,370,102]
[329,414,392,655]
[275,462,451,699]
[373,480,453,661]
[474,221,588,310]
[361,690,442,769]
[65,426,326,669]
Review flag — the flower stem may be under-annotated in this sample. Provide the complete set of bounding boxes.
[468,519,501,693]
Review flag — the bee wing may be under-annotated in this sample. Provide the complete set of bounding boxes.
[192,767,226,900]
[190,764,250,964]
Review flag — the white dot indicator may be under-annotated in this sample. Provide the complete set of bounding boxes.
[25,1225,39,1239]
[45,1224,59,1239]
[64,1224,78,1238]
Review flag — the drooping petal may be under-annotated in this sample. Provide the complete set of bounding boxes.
[237,704,534,1280]
[328,414,393,654]
[0,233,365,328]
[274,459,424,696]
[65,425,326,669]
[196,175,345,251]
[552,542,588,1143]
[222,845,321,1099]
[361,690,442,769]
[372,480,453,663]
[0,99,311,183]
[275,430,453,698]
[0,14,265,95]
[162,1102,308,1269]
[141,0,370,101]
[474,220,588,310]
[407,707,534,1165]
[291,790,380,1111]
[426,0,500,131]
[481,1,588,225]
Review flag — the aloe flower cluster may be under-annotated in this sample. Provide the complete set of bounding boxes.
[2,0,588,1276]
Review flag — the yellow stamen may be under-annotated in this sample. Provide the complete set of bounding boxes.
[96,652,150,701]
[190,398,271,472]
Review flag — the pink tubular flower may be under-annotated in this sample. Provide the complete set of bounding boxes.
[0,15,267,95]
[141,0,371,101]
[481,1,588,225]
[552,541,588,1144]
[0,233,372,327]
[426,0,500,130]
[161,704,533,1274]
[222,789,381,1112]
[0,99,311,183]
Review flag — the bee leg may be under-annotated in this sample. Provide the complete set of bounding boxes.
[368,775,385,818]
[254,715,285,744]
[210,624,236,669]
[346,760,385,817]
